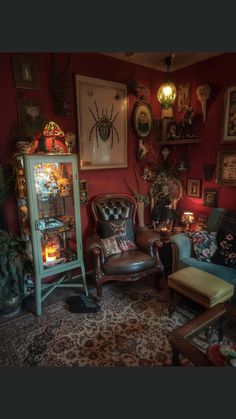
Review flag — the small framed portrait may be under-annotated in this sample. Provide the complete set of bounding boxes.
[221,86,236,143]
[17,98,41,126]
[12,54,40,90]
[203,190,217,207]
[216,150,236,186]
[187,179,202,198]
[79,179,88,204]
[133,100,152,139]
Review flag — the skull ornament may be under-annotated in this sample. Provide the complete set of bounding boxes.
[58,178,71,196]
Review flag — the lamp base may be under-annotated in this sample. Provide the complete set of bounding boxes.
[162,107,173,118]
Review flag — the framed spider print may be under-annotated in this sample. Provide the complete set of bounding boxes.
[75,75,128,170]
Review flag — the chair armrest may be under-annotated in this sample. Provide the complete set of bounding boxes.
[135,228,163,256]
[169,232,192,261]
[86,233,106,264]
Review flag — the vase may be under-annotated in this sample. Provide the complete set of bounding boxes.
[137,201,145,228]
[1,294,23,317]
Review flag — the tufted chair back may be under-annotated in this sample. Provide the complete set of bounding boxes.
[91,194,137,230]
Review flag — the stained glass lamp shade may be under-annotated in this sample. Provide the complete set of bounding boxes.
[43,121,65,152]
[157,56,176,110]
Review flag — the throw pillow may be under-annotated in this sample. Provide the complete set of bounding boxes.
[117,238,137,252]
[100,218,134,242]
[100,235,121,257]
[211,231,236,268]
[189,231,217,263]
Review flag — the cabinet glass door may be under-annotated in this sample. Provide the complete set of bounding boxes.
[32,160,78,271]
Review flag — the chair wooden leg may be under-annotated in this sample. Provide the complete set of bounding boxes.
[96,282,103,301]
[155,271,163,290]
[168,287,176,315]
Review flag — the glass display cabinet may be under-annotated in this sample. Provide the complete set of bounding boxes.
[15,153,88,316]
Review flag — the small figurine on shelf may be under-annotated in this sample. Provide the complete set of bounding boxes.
[65,131,76,153]
[177,106,195,139]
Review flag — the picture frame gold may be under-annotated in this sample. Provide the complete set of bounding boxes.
[216,150,236,186]
[221,86,236,143]
[75,74,127,170]
[187,178,202,198]
[12,54,40,90]
[133,100,152,139]
[203,189,217,207]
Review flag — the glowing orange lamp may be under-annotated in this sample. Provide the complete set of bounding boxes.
[43,121,65,153]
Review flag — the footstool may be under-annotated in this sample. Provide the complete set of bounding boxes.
[168,266,234,309]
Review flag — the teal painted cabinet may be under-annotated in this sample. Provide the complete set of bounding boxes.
[16,154,88,316]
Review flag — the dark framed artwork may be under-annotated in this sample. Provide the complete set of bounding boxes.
[133,100,152,139]
[221,86,236,143]
[216,150,236,186]
[203,190,217,207]
[17,98,41,126]
[187,178,202,198]
[12,54,40,90]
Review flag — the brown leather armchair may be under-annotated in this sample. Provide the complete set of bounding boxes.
[86,193,164,299]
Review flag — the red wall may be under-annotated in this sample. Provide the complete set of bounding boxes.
[1,52,236,269]
[0,52,164,256]
[171,53,236,218]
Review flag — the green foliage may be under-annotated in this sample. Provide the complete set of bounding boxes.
[154,161,180,183]
[134,192,150,205]
[0,230,32,312]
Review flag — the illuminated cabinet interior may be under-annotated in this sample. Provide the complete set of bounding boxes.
[16,153,88,316]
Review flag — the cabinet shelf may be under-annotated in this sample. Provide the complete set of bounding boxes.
[157,139,201,145]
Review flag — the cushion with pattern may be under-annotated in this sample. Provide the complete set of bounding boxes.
[117,238,137,252]
[211,231,236,268]
[99,218,134,242]
[100,235,121,257]
[189,231,217,263]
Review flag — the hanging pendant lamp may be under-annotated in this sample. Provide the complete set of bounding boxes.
[157,55,177,110]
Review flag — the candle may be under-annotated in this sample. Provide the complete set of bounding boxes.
[45,245,57,262]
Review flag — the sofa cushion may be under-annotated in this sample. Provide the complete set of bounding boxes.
[179,257,236,285]
[100,218,134,242]
[189,231,217,263]
[211,231,236,269]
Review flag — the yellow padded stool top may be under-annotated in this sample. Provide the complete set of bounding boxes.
[168,266,234,302]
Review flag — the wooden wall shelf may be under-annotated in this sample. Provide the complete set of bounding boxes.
[157,139,201,146]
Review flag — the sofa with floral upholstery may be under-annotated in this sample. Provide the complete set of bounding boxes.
[170,208,236,301]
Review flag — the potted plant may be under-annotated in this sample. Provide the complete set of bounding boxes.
[0,229,32,316]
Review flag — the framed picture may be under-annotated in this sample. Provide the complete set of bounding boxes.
[133,100,152,139]
[12,54,40,90]
[79,179,88,204]
[187,179,202,198]
[203,190,217,207]
[75,74,127,170]
[221,86,236,143]
[17,98,41,126]
[216,150,236,186]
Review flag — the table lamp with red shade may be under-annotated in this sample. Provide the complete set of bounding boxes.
[182,211,195,232]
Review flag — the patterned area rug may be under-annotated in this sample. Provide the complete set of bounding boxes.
[0,281,200,367]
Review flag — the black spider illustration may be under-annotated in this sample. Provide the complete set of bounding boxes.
[89,101,119,148]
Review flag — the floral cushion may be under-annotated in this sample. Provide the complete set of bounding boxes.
[117,238,137,252]
[100,235,121,257]
[189,231,217,263]
[211,231,236,268]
